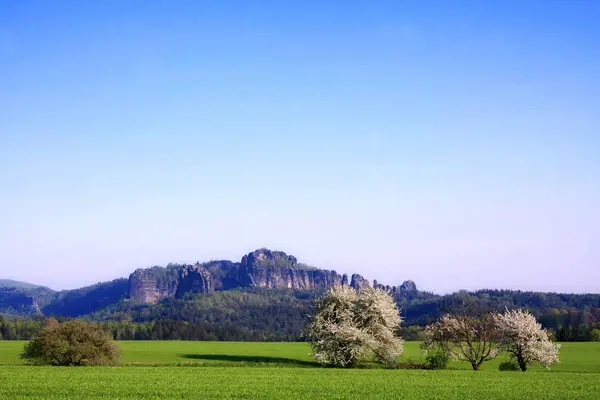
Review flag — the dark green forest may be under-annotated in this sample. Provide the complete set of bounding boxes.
[2,287,599,342]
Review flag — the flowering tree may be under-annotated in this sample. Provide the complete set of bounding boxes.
[354,287,405,365]
[494,309,560,371]
[304,286,403,367]
[422,314,499,370]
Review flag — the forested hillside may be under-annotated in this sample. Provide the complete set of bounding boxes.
[2,287,599,342]
[1,249,599,342]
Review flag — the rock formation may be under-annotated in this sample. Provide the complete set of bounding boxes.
[175,265,214,298]
[128,248,414,304]
[129,267,180,304]
[373,279,417,294]
[350,274,371,290]
[235,249,345,290]
[399,280,417,292]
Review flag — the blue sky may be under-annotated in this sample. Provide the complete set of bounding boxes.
[1,1,599,293]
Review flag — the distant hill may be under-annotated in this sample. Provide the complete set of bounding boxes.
[0,282,56,316]
[0,248,409,318]
[0,279,52,290]
[0,248,599,342]
[42,278,129,317]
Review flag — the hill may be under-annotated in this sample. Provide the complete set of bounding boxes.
[0,284,56,316]
[1,248,599,342]
[0,279,50,290]
[0,248,379,318]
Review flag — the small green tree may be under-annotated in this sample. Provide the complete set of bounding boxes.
[21,319,119,366]
[591,328,600,342]
[423,345,449,369]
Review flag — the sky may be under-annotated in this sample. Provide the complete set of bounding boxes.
[0,1,599,293]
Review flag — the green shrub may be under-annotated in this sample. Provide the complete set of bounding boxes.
[21,319,119,366]
[499,361,520,371]
[425,347,448,370]
[397,360,429,370]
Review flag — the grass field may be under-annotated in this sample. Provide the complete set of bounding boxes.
[2,340,599,372]
[1,341,599,399]
[2,366,599,400]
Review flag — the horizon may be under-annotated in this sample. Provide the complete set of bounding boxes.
[2,245,599,296]
[1,1,599,294]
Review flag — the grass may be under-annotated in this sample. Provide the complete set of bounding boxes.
[2,340,599,371]
[1,367,599,399]
[0,341,599,399]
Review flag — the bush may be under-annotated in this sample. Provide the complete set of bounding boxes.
[425,347,449,370]
[499,361,520,371]
[397,360,429,370]
[21,319,119,366]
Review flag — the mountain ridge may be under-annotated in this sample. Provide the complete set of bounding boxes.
[1,248,598,334]
[0,248,415,316]
[126,248,409,304]
[0,279,52,291]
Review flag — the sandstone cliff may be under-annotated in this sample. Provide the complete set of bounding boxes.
[373,279,418,293]
[128,248,414,304]
[235,249,346,290]
[174,265,214,298]
[350,274,371,290]
[129,266,180,304]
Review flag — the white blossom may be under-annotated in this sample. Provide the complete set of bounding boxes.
[305,286,404,367]
[494,309,560,371]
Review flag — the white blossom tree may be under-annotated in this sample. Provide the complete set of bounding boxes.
[304,285,403,368]
[494,309,560,371]
[422,313,499,370]
[354,287,405,365]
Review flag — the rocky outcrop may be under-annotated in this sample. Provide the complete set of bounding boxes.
[129,264,218,304]
[200,260,239,290]
[129,267,180,304]
[127,248,415,304]
[175,265,214,298]
[399,280,417,292]
[350,274,371,290]
[372,279,417,294]
[235,249,345,290]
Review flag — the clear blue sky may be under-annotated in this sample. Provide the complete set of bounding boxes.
[1,1,598,293]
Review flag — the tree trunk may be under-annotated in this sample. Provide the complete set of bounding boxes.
[471,362,479,371]
[517,356,527,372]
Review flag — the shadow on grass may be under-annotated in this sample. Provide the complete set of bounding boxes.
[180,354,320,367]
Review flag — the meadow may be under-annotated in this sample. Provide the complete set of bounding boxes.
[1,341,599,399]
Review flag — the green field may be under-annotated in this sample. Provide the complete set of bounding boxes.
[2,341,600,371]
[1,341,599,399]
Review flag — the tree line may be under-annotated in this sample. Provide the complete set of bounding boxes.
[2,287,600,342]
[2,314,599,343]
[0,317,299,341]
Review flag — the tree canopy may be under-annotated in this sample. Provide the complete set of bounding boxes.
[21,319,119,366]
[305,286,403,367]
